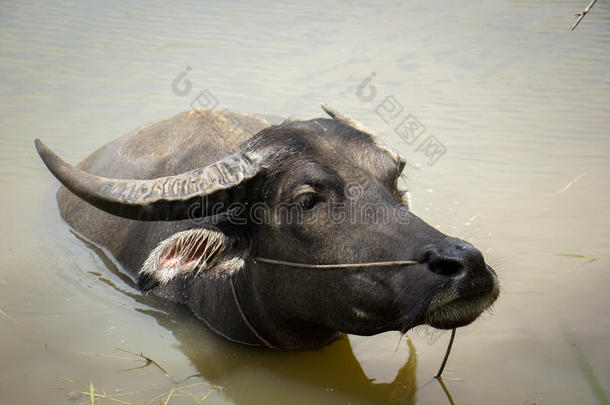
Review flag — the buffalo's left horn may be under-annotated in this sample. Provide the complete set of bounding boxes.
[35,139,266,221]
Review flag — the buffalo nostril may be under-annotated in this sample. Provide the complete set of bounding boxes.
[416,237,483,278]
[420,249,465,277]
[428,258,464,277]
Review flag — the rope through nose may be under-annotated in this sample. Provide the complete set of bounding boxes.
[252,257,418,269]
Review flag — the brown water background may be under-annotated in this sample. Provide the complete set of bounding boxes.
[1,1,609,404]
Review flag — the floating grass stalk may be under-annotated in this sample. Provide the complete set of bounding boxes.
[570,342,609,405]
[78,389,133,405]
[115,348,173,382]
[0,307,20,326]
[162,387,174,405]
[89,380,95,405]
[520,251,597,260]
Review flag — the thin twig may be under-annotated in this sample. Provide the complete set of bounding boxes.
[435,328,456,379]
[115,348,173,381]
[572,0,598,31]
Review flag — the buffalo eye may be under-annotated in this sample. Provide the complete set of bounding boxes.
[295,192,318,211]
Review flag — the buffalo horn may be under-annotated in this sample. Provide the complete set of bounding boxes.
[35,139,265,221]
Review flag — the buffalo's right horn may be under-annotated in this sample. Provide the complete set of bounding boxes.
[35,139,266,221]
[320,104,406,168]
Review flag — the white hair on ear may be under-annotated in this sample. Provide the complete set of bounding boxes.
[139,228,243,286]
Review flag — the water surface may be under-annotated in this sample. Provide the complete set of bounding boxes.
[1,1,609,404]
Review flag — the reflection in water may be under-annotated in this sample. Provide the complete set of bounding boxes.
[436,378,457,405]
[148,307,418,405]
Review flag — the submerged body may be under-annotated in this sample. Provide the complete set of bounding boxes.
[37,107,499,349]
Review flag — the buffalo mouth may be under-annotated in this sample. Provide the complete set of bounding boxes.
[423,276,500,330]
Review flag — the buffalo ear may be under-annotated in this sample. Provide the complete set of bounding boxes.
[137,227,245,292]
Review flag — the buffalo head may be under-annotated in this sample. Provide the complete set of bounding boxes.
[36,106,499,349]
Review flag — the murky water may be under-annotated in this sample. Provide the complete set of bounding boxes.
[1,1,609,404]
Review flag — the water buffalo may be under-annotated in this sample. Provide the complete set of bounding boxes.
[35,105,499,350]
